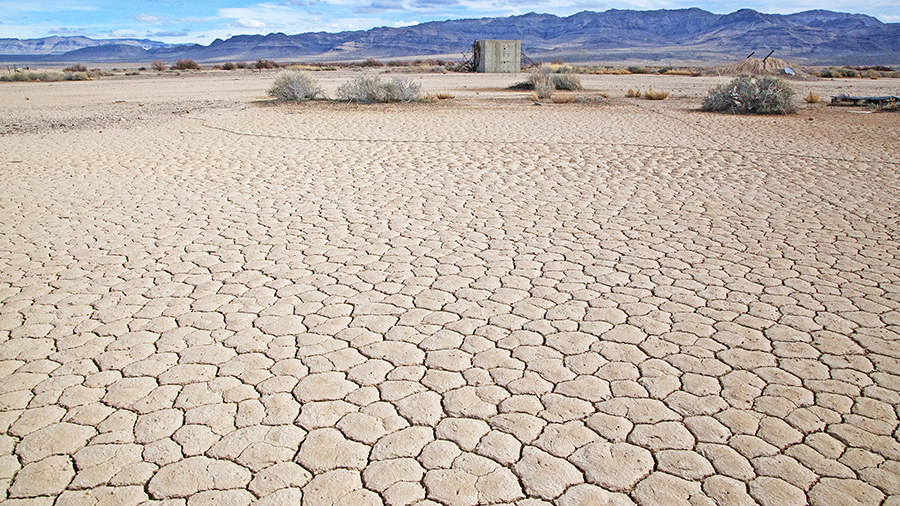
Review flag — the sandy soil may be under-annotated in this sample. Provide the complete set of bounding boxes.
[1,70,899,506]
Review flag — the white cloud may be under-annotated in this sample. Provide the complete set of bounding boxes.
[109,29,138,37]
[135,14,165,22]
[232,18,267,27]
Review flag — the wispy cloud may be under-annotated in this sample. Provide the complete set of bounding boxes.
[411,0,459,7]
[148,28,191,37]
[48,27,86,35]
[135,14,166,22]
[218,3,308,27]
[232,18,267,28]
[354,0,405,13]
[109,29,138,37]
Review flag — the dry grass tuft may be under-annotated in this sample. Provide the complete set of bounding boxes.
[422,92,454,102]
[552,92,576,103]
[528,69,555,99]
[626,88,641,98]
[804,91,820,103]
[644,87,669,100]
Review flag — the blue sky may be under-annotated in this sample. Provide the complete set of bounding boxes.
[1,0,896,44]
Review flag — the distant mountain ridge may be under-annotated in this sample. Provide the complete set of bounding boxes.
[0,36,172,55]
[2,8,898,65]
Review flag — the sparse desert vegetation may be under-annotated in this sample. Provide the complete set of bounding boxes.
[336,75,421,103]
[703,76,796,114]
[0,70,91,82]
[151,60,166,71]
[172,59,202,71]
[626,88,641,98]
[268,70,325,102]
[804,91,821,103]
[528,69,555,99]
[644,87,669,100]
[551,73,582,91]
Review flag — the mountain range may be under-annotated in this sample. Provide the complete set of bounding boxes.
[2,8,898,65]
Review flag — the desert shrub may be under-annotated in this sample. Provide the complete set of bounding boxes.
[0,71,70,82]
[627,66,652,74]
[172,59,201,70]
[528,69,554,99]
[63,71,90,81]
[644,87,669,100]
[819,67,837,78]
[63,64,87,72]
[222,62,236,70]
[255,59,278,70]
[804,91,820,103]
[359,59,385,67]
[267,70,325,102]
[626,88,641,98]
[840,68,859,78]
[151,60,166,71]
[236,61,248,69]
[436,92,453,100]
[138,66,147,71]
[702,76,796,115]
[552,73,582,91]
[336,75,421,103]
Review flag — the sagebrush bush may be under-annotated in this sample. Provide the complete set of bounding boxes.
[172,59,201,71]
[268,70,324,102]
[222,62,236,70]
[63,64,87,72]
[702,76,796,115]
[552,73,582,91]
[528,69,554,99]
[151,60,166,71]
[336,75,421,103]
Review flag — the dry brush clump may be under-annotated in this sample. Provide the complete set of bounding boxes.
[528,69,555,99]
[626,88,641,98]
[151,60,167,71]
[702,76,796,115]
[551,73,583,91]
[172,59,201,71]
[268,70,325,102]
[804,91,820,103]
[644,87,669,100]
[336,75,421,103]
[0,70,91,82]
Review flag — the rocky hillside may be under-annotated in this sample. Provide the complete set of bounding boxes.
[2,8,898,65]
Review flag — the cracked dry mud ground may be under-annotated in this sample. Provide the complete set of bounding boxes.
[1,76,899,506]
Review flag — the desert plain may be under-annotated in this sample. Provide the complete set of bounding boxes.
[0,69,899,506]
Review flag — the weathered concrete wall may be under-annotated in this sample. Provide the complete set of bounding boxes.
[476,40,521,73]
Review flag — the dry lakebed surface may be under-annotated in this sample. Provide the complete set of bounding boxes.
[0,70,899,506]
